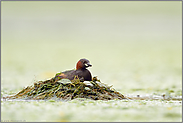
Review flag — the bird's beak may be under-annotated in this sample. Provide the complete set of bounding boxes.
[85,63,92,67]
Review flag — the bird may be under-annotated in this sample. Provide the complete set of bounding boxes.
[54,58,92,81]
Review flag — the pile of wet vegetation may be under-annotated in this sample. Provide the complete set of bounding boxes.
[4,72,126,101]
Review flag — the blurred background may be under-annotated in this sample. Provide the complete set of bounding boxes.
[1,1,182,94]
[1,1,182,122]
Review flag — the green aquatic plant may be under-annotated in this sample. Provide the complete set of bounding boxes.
[3,73,126,101]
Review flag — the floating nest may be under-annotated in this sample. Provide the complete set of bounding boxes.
[3,72,126,101]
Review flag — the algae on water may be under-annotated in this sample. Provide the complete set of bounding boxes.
[4,73,126,101]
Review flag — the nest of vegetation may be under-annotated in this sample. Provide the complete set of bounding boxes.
[4,73,126,101]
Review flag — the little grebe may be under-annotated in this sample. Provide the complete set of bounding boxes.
[54,58,92,81]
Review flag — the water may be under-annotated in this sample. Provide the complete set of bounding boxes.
[1,1,182,122]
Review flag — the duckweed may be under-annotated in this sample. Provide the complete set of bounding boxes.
[164,113,181,118]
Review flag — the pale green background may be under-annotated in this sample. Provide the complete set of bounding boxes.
[1,1,182,122]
